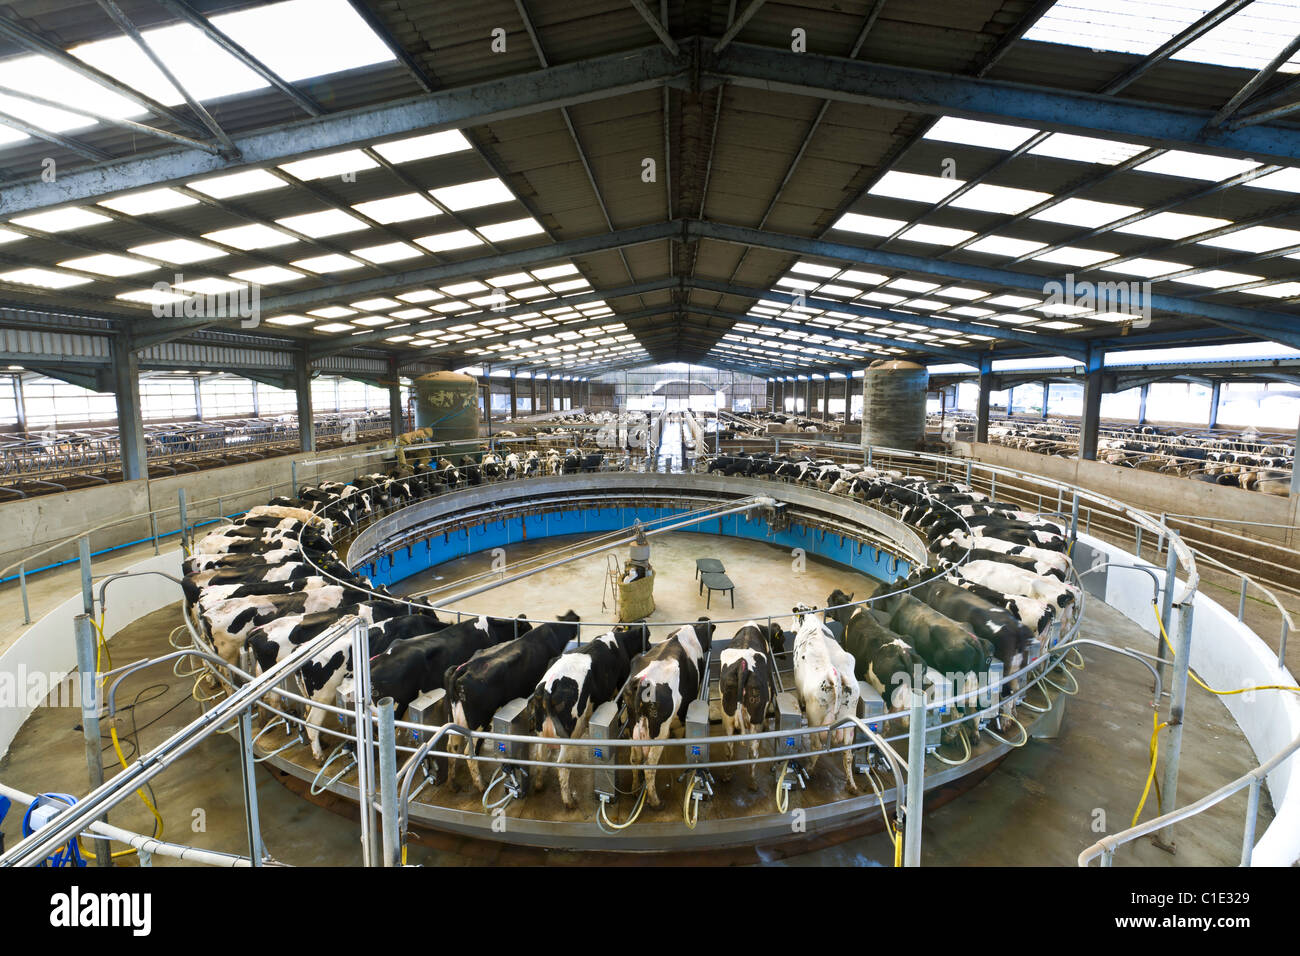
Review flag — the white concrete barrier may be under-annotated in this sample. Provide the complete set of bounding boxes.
[0,548,183,757]
[1082,532,1300,867]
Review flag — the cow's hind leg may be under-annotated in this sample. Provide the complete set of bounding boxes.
[467,734,487,792]
[840,730,859,794]
[643,737,666,809]
[720,711,735,782]
[530,742,550,794]
[749,737,761,791]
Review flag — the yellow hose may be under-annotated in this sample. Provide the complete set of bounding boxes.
[598,785,648,831]
[1131,709,1168,827]
[683,773,699,829]
[1151,601,1300,696]
[775,760,790,813]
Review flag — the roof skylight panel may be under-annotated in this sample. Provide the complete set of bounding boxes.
[950,183,1052,215]
[351,316,392,327]
[58,254,155,277]
[1114,211,1231,239]
[511,285,551,298]
[1032,246,1117,267]
[1135,151,1261,182]
[210,0,395,82]
[550,279,589,292]
[1198,225,1300,253]
[280,150,377,181]
[203,223,297,250]
[776,277,819,291]
[99,189,199,216]
[898,224,976,245]
[1242,168,1300,193]
[1028,133,1147,166]
[372,130,472,164]
[869,171,966,203]
[987,294,1041,307]
[922,116,1038,150]
[189,170,288,199]
[887,278,940,293]
[415,230,484,252]
[118,287,187,304]
[398,289,443,303]
[531,264,579,280]
[172,277,245,295]
[230,265,304,284]
[964,235,1047,256]
[1,268,92,289]
[0,58,143,132]
[480,218,545,241]
[351,194,441,224]
[1170,269,1263,288]
[832,213,907,236]
[790,262,840,277]
[948,306,995,317]
[818,284,864,298]
[292,254,364,273]
[430,179,515,211]
[1245,282,1300,297]
[313,322,355,333]
[351,298,400,311]
[354,242,423,264]
[1030,197,1141,227]
[129,238,225,264]
[309,307,356,319]
[11,208,110,232]
[861,291,906,304]
[71,23,267,106]
[266,314,315,327]
[276,209,368,238]
[1097,257,1187,278]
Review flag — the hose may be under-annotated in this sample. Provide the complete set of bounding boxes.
[1065,647,1086,670]
[1043,664,1080,696]
[481,769,515,811]
[683,773,699,829]
[932,724,972,766]
[1150,601,1300,696]
[1131,708,1169,827]
[862,763,901,868]
[775,760,791,813]
[597,785,647,832]
[982,713,1028,748]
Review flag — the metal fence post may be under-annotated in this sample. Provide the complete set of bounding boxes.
[1281,618,1291,669]
[149,510,160,556]
[377,697,401,867]
[18,563,30,625]
[1156,537,1179,692]
[78,535,93,617]
[903,689,926,867]
[1069,491,1080,547]
[351,619,378,866]
[1157,599,1196,851]
[291,458,298,495]
[1238,576,1248,622]
[1241,776,1262,867]
[74,613,111,867]
[236,709,265,867]
[178,488,190,554]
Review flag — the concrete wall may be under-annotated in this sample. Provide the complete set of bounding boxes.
[0,439,392,574]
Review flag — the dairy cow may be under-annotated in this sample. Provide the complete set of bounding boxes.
[718,621,785,790]
[790,605,860,793]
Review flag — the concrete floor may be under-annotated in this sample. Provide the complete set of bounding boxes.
[396,530,880,641]
[0,546,1274,866]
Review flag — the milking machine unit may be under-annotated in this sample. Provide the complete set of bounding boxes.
[491,697,533,801]
[854,682,886,775]
[924,669,954,753]
[589,700,620,804]
[682,699,715,818]
[775,691,810,794]
[976,660,1004,732]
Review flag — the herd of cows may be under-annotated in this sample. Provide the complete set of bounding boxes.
[178,441,1079,816]
[972,420,1295,495]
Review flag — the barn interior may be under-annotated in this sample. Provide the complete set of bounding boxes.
[0,0,1297,876]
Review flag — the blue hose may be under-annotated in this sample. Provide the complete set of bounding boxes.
[21,793,87,867]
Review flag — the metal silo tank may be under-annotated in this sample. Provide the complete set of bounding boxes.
[413,371,481,462]
[861,360,928,451]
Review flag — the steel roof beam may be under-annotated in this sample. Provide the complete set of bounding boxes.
[708,40,1300,164]
[0,42,685,217]
[688,222,1300,351]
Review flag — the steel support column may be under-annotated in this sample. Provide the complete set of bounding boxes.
[113,338,148,481]
[509,374,519,419]
[1080,348,1104,461]
[1208,381,1221,430]
[1041,379,1050,420]
[294,351,315,453]
[387,358,404,438]
[976,357,992,444]
[1138,383,1150,425]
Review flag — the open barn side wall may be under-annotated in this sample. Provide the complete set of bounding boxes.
[961,442,1299,548]
[0,439,391,573]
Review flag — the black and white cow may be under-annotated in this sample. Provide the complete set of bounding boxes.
[934,543,1068,582]
[531,623,648,808]
[825,589,926,714]
[200,584,376,662]
[936,530,1071,578]
[790,605,860,793]
[718,621,785,790]
[445,611,581,791]
[622,618,715,808]
[369,613,528,722]
[957,560,1079,612]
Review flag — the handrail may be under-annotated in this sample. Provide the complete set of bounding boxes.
[1079,729,1300,867]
